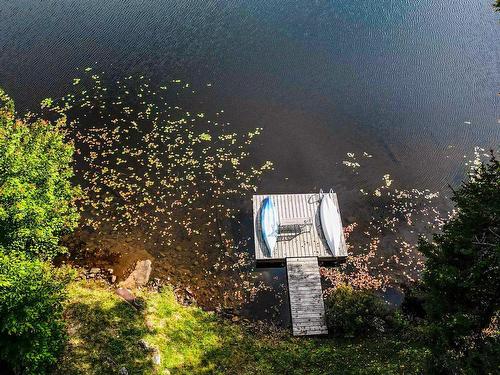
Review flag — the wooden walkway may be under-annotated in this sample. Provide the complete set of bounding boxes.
[287,257,328,336]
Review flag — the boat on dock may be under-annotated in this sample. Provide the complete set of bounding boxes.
[319,192,343,256]
[260,197,279,256]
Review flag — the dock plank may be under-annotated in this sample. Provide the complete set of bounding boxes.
[286,257,328,336]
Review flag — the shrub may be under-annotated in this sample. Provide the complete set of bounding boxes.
[0,251,73,374]
[324,284,394,337]
[0,88,79,259]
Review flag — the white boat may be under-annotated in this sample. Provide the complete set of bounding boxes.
[320,193,343,256]
[260,197,279,255]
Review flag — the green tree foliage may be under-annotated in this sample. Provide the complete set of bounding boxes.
[324,284,396,337]
[418,153,500,373]
[0,251,73,375]
[0,88,79,259]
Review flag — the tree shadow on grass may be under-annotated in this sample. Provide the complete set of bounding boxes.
[51,281,427,374]
[55,291,154,375]
[172,322,428,375]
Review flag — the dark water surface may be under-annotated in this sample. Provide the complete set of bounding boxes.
[1,0,499,323]
[1,0,498,194]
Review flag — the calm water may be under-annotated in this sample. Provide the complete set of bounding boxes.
[1,0,499,194]
[1,0,499,323]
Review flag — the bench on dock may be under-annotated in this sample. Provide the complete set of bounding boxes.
[278,217,313,238]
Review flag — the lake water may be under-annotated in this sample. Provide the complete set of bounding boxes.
[1,1,498,195]
[1,0,499,324]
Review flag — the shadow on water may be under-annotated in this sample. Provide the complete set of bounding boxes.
[241,267,290,326]
[228,203,291,326]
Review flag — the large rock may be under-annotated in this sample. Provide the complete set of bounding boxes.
[120,260,152,289]
[116,288,136,305]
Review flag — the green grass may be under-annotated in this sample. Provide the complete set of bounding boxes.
[55,281,427,374]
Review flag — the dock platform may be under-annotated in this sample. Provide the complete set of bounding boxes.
[252,192,347,336]
[253,193,347,262]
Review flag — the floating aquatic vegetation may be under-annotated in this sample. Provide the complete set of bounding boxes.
[43,70,273,309]
[324,148,493,293]
[45,71,272,244]
[323,151,449,291]
[342,152,361,171]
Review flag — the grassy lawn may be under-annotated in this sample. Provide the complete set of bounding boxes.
[55,281,427,374]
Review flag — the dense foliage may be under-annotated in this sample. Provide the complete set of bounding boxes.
[0,89,79,374]
[418,154,500,373]
[0,252,72,375]
[324,284,397,337]
[0,88,79,259]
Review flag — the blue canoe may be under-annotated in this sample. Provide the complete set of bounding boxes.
[260,197,279,255]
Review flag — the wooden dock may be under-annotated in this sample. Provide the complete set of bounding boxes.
[252,192,347,336]
[253,193,347,262]
[287,257,328,336]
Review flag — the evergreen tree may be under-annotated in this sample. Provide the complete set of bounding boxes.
[419,153,500,373]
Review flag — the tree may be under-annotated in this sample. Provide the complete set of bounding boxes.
[418,153,500,373]
[0,251,73,374]
[0,88,79,259]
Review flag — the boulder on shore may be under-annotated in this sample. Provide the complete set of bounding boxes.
[116,288,136,306]
[119,260,152,289]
